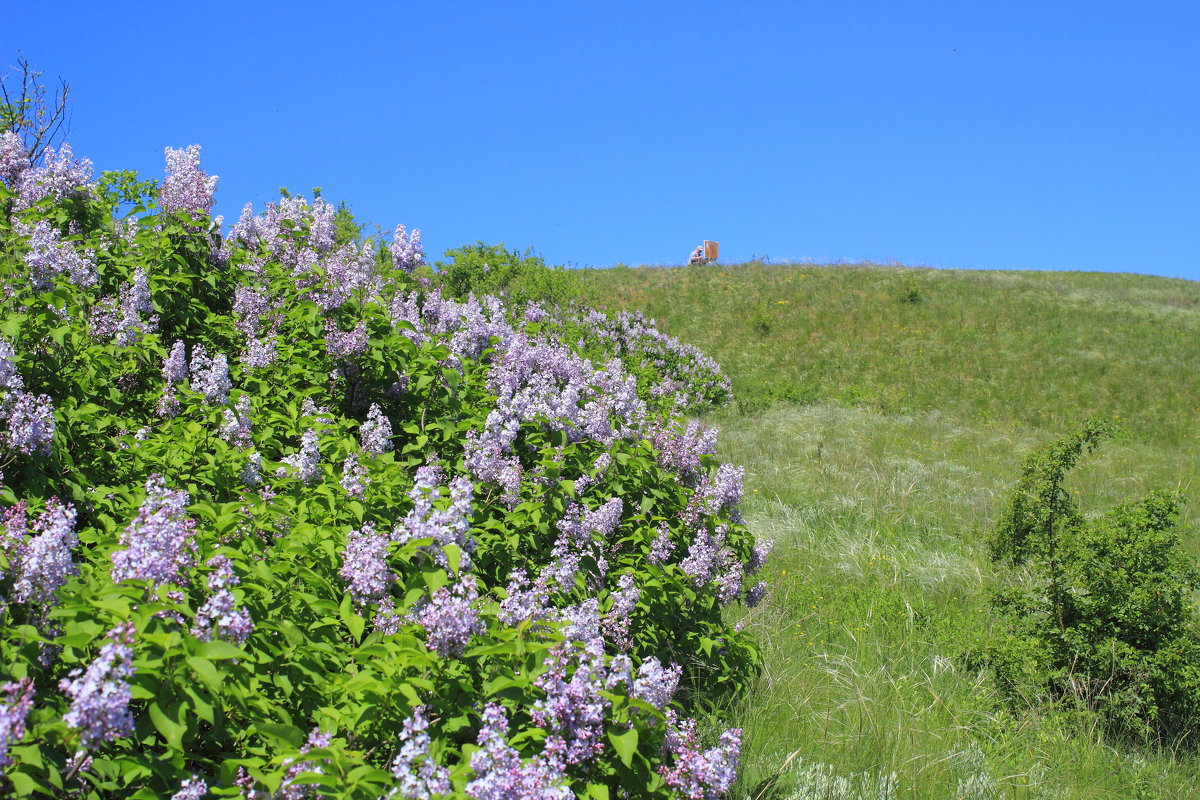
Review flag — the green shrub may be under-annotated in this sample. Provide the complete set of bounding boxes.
[437,242,586,308]
[973,422,1200,743]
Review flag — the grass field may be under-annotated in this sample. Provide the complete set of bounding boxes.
[579,263,1200,799]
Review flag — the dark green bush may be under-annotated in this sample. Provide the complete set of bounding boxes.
[974,422,1200,743]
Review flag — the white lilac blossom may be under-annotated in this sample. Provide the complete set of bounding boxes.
[4,392,56,456]
[59,622,137,748]
[415,578,484,658]
[658,713,742,800]
[161,145,217,217]
[278,429,321,485]
[110,475,198,588]
[340,453,369,498]
[221,395,253,448]
[387,706,451,799]
[0,678,35,768]
[359,403,393,455]
[340,522,393,607]
[170,775,208,800]
[389,224,424,273]
[191,555,253,646]
[465,703,571,800]
[9,498,78,605]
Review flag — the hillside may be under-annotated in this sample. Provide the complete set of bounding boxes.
[579,263,1200,799]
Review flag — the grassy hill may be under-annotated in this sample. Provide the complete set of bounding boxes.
[578,263,1200,799]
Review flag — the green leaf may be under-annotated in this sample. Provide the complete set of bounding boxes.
[256,722,304,747]
[186,656,221,692]
[608,727,639,767]
[201,640,246,661]
[149,702,185,750]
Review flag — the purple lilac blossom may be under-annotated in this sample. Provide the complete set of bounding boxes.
[278,728,334,800]
[241,452,263,488]
[221,395,253,448]
[17,219,98,291]
[233,285,272,338]
[110,475,198,588]
[632,657,682,710]
[278,429,321,485]
[713,551,744,606]
[387,705,451,799]
[324,319,369,359]
[5,392,56,456]
[10,498,78,605]
[0,131,27,186]
[340,453,369,498]
[161,145,217,217]
[466,703,571,800]
[359,403,393,454]
[170,775,208,800]
[415,577,484,658]
[0,336,24,394]
[659,714,742,800]
[392,469,474,569]
[747,537,774,573]
[16,143,93,208]
[745,580,768,608]
[532,638,611,766]
[0,677,35,768]
[389,224,424,273]
[190,350,232,405]
[59,622,137,749]
[191,555,253,646]
[242,337,278,369]
[340,522,393,607]
[163,341,188,384]
[605,573,640,651]
[680,525,724,588]
[561,599,601,644]
[498,568,554,627]
[648,522,675,565]
[374,595,402,636]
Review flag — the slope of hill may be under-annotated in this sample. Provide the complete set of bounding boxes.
[579,262,1200,799]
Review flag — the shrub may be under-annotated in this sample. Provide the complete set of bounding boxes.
[974,421,1200,743]
[437,242,586,308]
[0,138,768,798]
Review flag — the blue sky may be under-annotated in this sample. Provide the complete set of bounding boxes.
[5,2,1199,277]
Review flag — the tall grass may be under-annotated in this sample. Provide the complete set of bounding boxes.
[581,263,1200,798]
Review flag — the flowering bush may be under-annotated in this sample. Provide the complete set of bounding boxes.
[0,138,767,798]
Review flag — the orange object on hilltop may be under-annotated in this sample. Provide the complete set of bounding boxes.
[704,240,719,261]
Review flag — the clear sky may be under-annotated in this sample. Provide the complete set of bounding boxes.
[5,2,1199,277]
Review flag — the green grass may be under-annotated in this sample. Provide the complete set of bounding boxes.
[579,263,1200,799]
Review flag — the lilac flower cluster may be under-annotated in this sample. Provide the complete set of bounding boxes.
[532,637,631,766]
[0,677,35,768]
[359,403,393,454]
[387,706,450,799]
[325,319,369,360]
[313,242,377,312]
[243,336,278,369]
[191,555,254,646]
[16,219,98,291]
[659,714,741,800]
[221,395,254,448]
[90,268,158,347]
[278,728,333,800]
[161,145,217,217]
[189,346,233,405]
[229,196,337,280]
[5,498,78,606]
[156,341,188,417]
[339,522,392,607]
[11,143,93,209]
[340,453,369,498]
[632,657,683,710]
[546,498,623,588]
[498,568,554,627]
[59,622,137,749]
[170,775,208,800]
[233,285,275,338]
[0,131,26,187]
[393,467,475,569]
[605,573,640,651]
[2,390,56,456]
[649,419,718,484]
[466,703,571,800]
[648,522,675,566]
[414,578,484,658]
[278,429,321,485]
[110,475,198,588]
[389,224,424,273]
